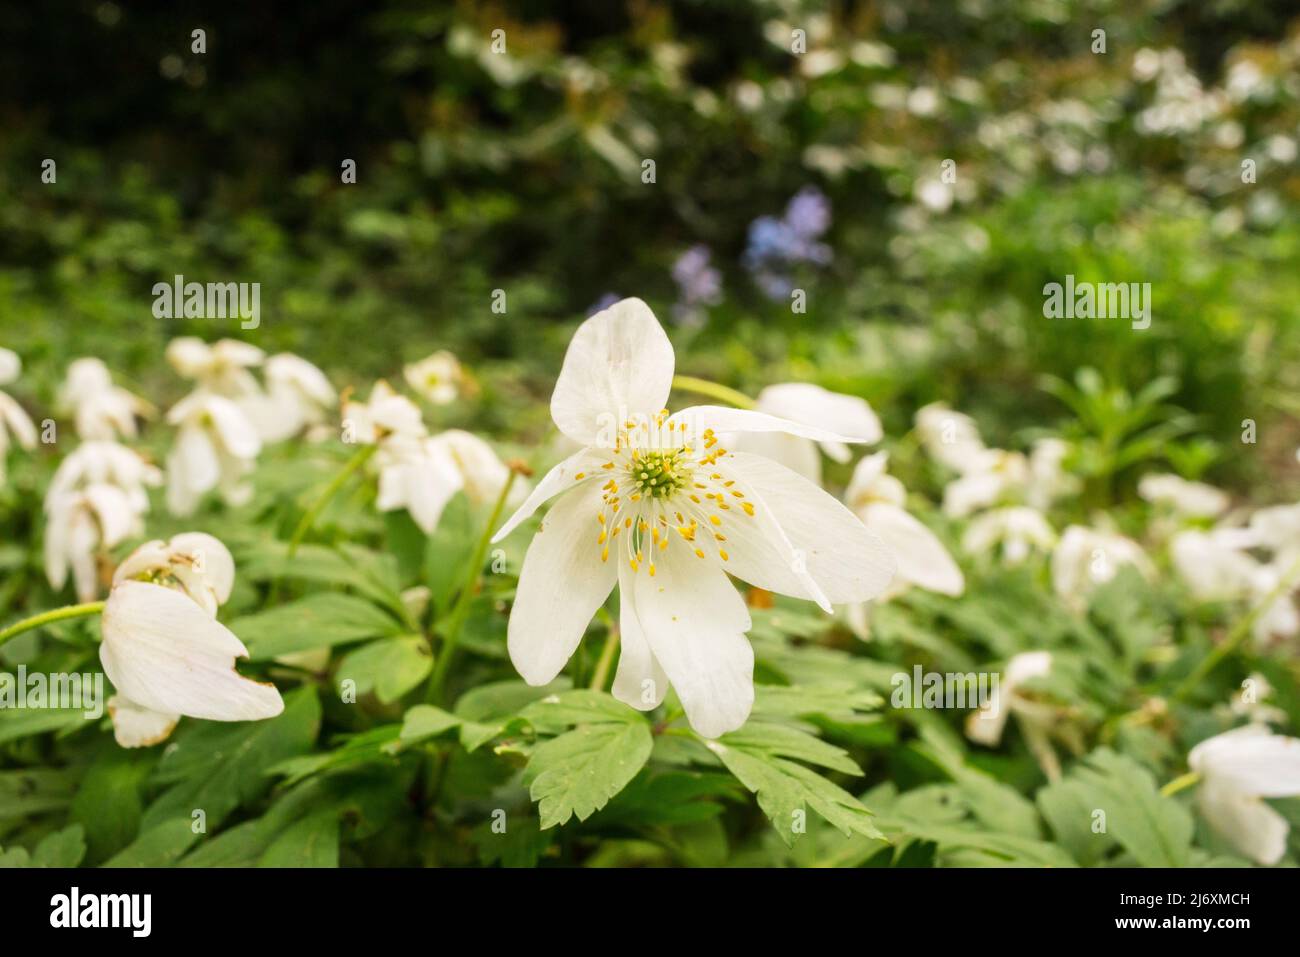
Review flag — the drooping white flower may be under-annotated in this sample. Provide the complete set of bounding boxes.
[0,348,37,484]
[966,650,1053,747]
[374,434,464,535]
[44,484,140,602]
[492,298,894,737]
[1169,529,1259,602]
[57,357,152,441]
[342,380,426,445]
[404,350,465,405]
[242,353,336,442]
[1188,725,1300,865]
[1025,437,1079,510]
[845,451,963,601]
[1051,525,1152,609]
[165,391,262,515]
[429,429,526,507]
[963,506,1057,565]
[1139,472,1229,519]
[47,440,162,515]
[941,449,1028,518]
[166,337,265,398]
[915,402,986,473]
[100,532,282,748]
[730,383,882,485]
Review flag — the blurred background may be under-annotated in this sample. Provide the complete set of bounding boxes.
[2,0,1298,496]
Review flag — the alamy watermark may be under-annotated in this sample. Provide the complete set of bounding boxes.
[891,665,999,709]
[1043,274,1151,330]
[0,666,104,719]
[152,273,260,329]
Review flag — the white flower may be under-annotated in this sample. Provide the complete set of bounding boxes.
[100,532,282,748]
[0,349,37,483]
[1025,437,1079,510]
[963,506,1057,565]
[941,449,1028,518]
[57,357,152,441]
[342,380,426,445]
[242,353,336,442]
[1188,725,1300,865]
[1246,503,1300,559]
[166,337,265,398]
[1051,525,1152,609]
[844,452,962,600]
[429,429,525,508]
[0,347,20,385]
[730,383,882,484]
[1169,529,1259,602]
[375,434,465,535]
[165,392,262,515]
[492,298,894,737]
[44,485,140,602]
[47,440,162,515]
[404,350,465,405]
[915,402,986,473]
[966,650,1053,746]
[1139,473,1229,518]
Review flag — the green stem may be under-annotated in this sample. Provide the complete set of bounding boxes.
[1173,554,1300,701]
[671,374,756,410]
[427,470,520,704]
[589,620,620,691]
[1160,771,1201,798]
[0,602,106,648]
[287,443,377,558]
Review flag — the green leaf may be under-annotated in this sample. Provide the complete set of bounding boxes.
[104,818,201,867]
[525,715,654,829]
[0,768,78,821]
[70,754,151,863]
[706,737,883,847]
[336,636,432,704]
[142,688,322,830]
[235,593,403,661]
[1048,748,1193,867]
[397,705,462,747]
[258,810,340,868]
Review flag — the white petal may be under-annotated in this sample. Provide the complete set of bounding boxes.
[1190,726,1300,796]
[507,482,617,684]
[611,562,669,712]
[0,392,37,449]
[756,383,883,448]
[860,503,964,597]
[729,431,821,484]
[107,695,180,748]
[550,298,675,446]
[100,580,284,722]
[205,395,262,460]
[629,547,753,738]
[167,423,220,513]
[492,448,605,543]
[965,686,1010,746]
[1197,779,1290,865]
[716,450,895,608]
[672,404,873,447]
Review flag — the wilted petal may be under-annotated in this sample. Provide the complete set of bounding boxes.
[100,580,283,722]
[107,695,180,749]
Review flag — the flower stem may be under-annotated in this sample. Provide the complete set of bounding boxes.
[588,619,620,691]
[0,602,106,649]
[1160,771,1201,798]
[426,469,519,705]
[1173,554,1300,701]
[671,374,756,410]
[287,443,377,558]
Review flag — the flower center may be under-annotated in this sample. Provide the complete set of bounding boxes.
[573,411,759,576]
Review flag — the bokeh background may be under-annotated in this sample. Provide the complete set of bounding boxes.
[2,0,1298,495]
